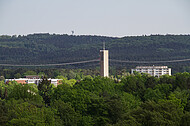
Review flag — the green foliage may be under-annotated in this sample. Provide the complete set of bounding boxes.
[56,75,76,87]
[8,84,43,105]
[74,76,117,96]
[1,81,18,99]
[13,73,21,79]
[127,100,184,126]
[120,92,141,110]
[79,116,94,126]
[6,99,54,126]
[1,71,190,125]
[144,76,159,89]
[144,84,173,101]
[144,88,164,102]
[158,74,175,86]
[52,100,80,126]
[0,100,8,126]
[181,111,190,126]
[38,77,54,106]
[23,70,37,76]
[121,75,146,99]
[174,72,190,90]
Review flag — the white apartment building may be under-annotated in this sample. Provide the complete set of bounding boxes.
[131,66,171,77]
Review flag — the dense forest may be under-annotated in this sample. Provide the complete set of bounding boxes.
[1,34,190,73]
[1,72,190,125]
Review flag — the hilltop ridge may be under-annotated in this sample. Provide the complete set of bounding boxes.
[0,34,190,72]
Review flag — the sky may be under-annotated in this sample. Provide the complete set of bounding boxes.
[0,0,190,37]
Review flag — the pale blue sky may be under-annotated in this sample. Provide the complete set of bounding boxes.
[0,0,190,37]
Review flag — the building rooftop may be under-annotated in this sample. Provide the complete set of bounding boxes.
[135,66,169,69]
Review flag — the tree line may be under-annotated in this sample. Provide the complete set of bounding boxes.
[1,72,190,125]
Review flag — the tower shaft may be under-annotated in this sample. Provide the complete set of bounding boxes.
[100,50,109,77]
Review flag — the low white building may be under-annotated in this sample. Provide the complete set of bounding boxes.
[131,66,171,77]
[5,78,62,87]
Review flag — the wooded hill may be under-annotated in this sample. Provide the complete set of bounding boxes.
[0,34,190,73]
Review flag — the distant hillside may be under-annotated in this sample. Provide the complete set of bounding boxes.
[0,34,190,72]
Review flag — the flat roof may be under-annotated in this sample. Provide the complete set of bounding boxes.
[135,66,169,69]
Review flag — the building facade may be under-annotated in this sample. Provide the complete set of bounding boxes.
[131,66,171,77]
[100,50,109,77]
[5,78,62,87]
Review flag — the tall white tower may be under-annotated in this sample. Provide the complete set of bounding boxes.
[100,43,109,77]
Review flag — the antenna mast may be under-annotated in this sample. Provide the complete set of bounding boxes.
[71,31,74,35]
[103,42,105,50]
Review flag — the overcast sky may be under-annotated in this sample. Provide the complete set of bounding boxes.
[0,0,190,37]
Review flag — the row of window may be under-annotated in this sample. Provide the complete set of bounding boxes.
[136,69,169,71]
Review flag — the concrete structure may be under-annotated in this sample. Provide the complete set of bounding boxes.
[5,78,62,87]
[131,66,171,77]
[100,49,109,77]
